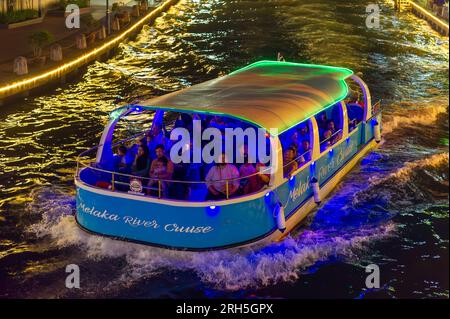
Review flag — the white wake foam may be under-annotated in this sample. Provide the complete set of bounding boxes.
[26,187,396,291]
[353,152,449,207]
[382,102,447,135]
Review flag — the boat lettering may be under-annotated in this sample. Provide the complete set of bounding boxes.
[289,179,310,202]
[78,202,120,221]
[123,216,159,228]
[164,224,213,234]
[319,141,356,180]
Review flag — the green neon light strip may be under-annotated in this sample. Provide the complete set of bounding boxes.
[231,60,353,134]
[277,78,350,136]
[111,60,354,136]
[229,60,354,78]
[124,105,267,132]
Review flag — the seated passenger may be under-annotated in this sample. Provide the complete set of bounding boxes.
[298,124,309,140]
[317,112,328,130]
[238,151,256,195]
[205,153,240,200]
[239,161,268,195]
[321,130,333,152]
[289,142,299,158]
[240,162,270,195]
[298,139,312,165]
[168,162,190,200]
[148,144,174,198]
[280,131,299,157]
[349,119,358,132]
[288,130,301,155]
[347,102,364,126]
[129,137,146,158]
[326,120,342,143]
[132,145,150,177]
[283,147,298,178]
[352,92,365,107]
[113,145,130,173]
[147,123,171,159]
[326,120,337,134]
[145,132,152,149]
[255,162,270,186]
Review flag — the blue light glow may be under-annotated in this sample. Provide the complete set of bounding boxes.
[206,205,220,217]
[288,175,296,188]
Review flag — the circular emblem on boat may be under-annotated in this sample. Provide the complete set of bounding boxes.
[129,178,143,194]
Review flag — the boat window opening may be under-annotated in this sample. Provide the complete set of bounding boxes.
[346,78,366,108]
[91,110,274,202]
[316,103,343,153]
[111,109,155,145]
[345,78,366,131]
[346,102,364,132]
[372,100,382,116]
[279,119,312,179]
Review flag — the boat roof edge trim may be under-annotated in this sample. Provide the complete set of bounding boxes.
[112,61,355,135]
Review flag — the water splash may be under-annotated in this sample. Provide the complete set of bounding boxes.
[25,187,396,292]
[354,153,449,209]
[382,101,448,135]
[26,187,76,239]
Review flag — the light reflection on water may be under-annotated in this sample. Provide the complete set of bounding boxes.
[0,0,448,298]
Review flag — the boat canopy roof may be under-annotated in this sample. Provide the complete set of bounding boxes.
[135,61,354,135]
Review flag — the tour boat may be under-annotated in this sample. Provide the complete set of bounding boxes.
[75,60,382,251]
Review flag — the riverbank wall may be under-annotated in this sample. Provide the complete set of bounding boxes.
[0,0,179,106]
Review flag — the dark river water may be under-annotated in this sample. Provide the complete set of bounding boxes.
[0,0,448,298]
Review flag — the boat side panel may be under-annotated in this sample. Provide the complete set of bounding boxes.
[316,127,362,186]
[75,118,380,250]
[276,122,368,218]
[75,187,276,249]
[363,113,381,144]
[277,138,379,242]
[273,165,314,219]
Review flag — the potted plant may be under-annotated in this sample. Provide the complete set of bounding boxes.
[0,8,39,27]
[28,30,53,66]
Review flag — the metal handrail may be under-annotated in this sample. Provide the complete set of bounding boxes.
[77,110,379,187]
[77,160,271,200]
[283,149,312,170]
[320,129,343,146]
[76,155,274,185]
[365,103,383,123]
[76,130,151,162]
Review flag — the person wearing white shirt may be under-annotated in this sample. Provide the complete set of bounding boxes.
[205,153,240,200]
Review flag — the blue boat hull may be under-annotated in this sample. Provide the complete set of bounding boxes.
[75,184,278,250]
[75,118,381,250]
